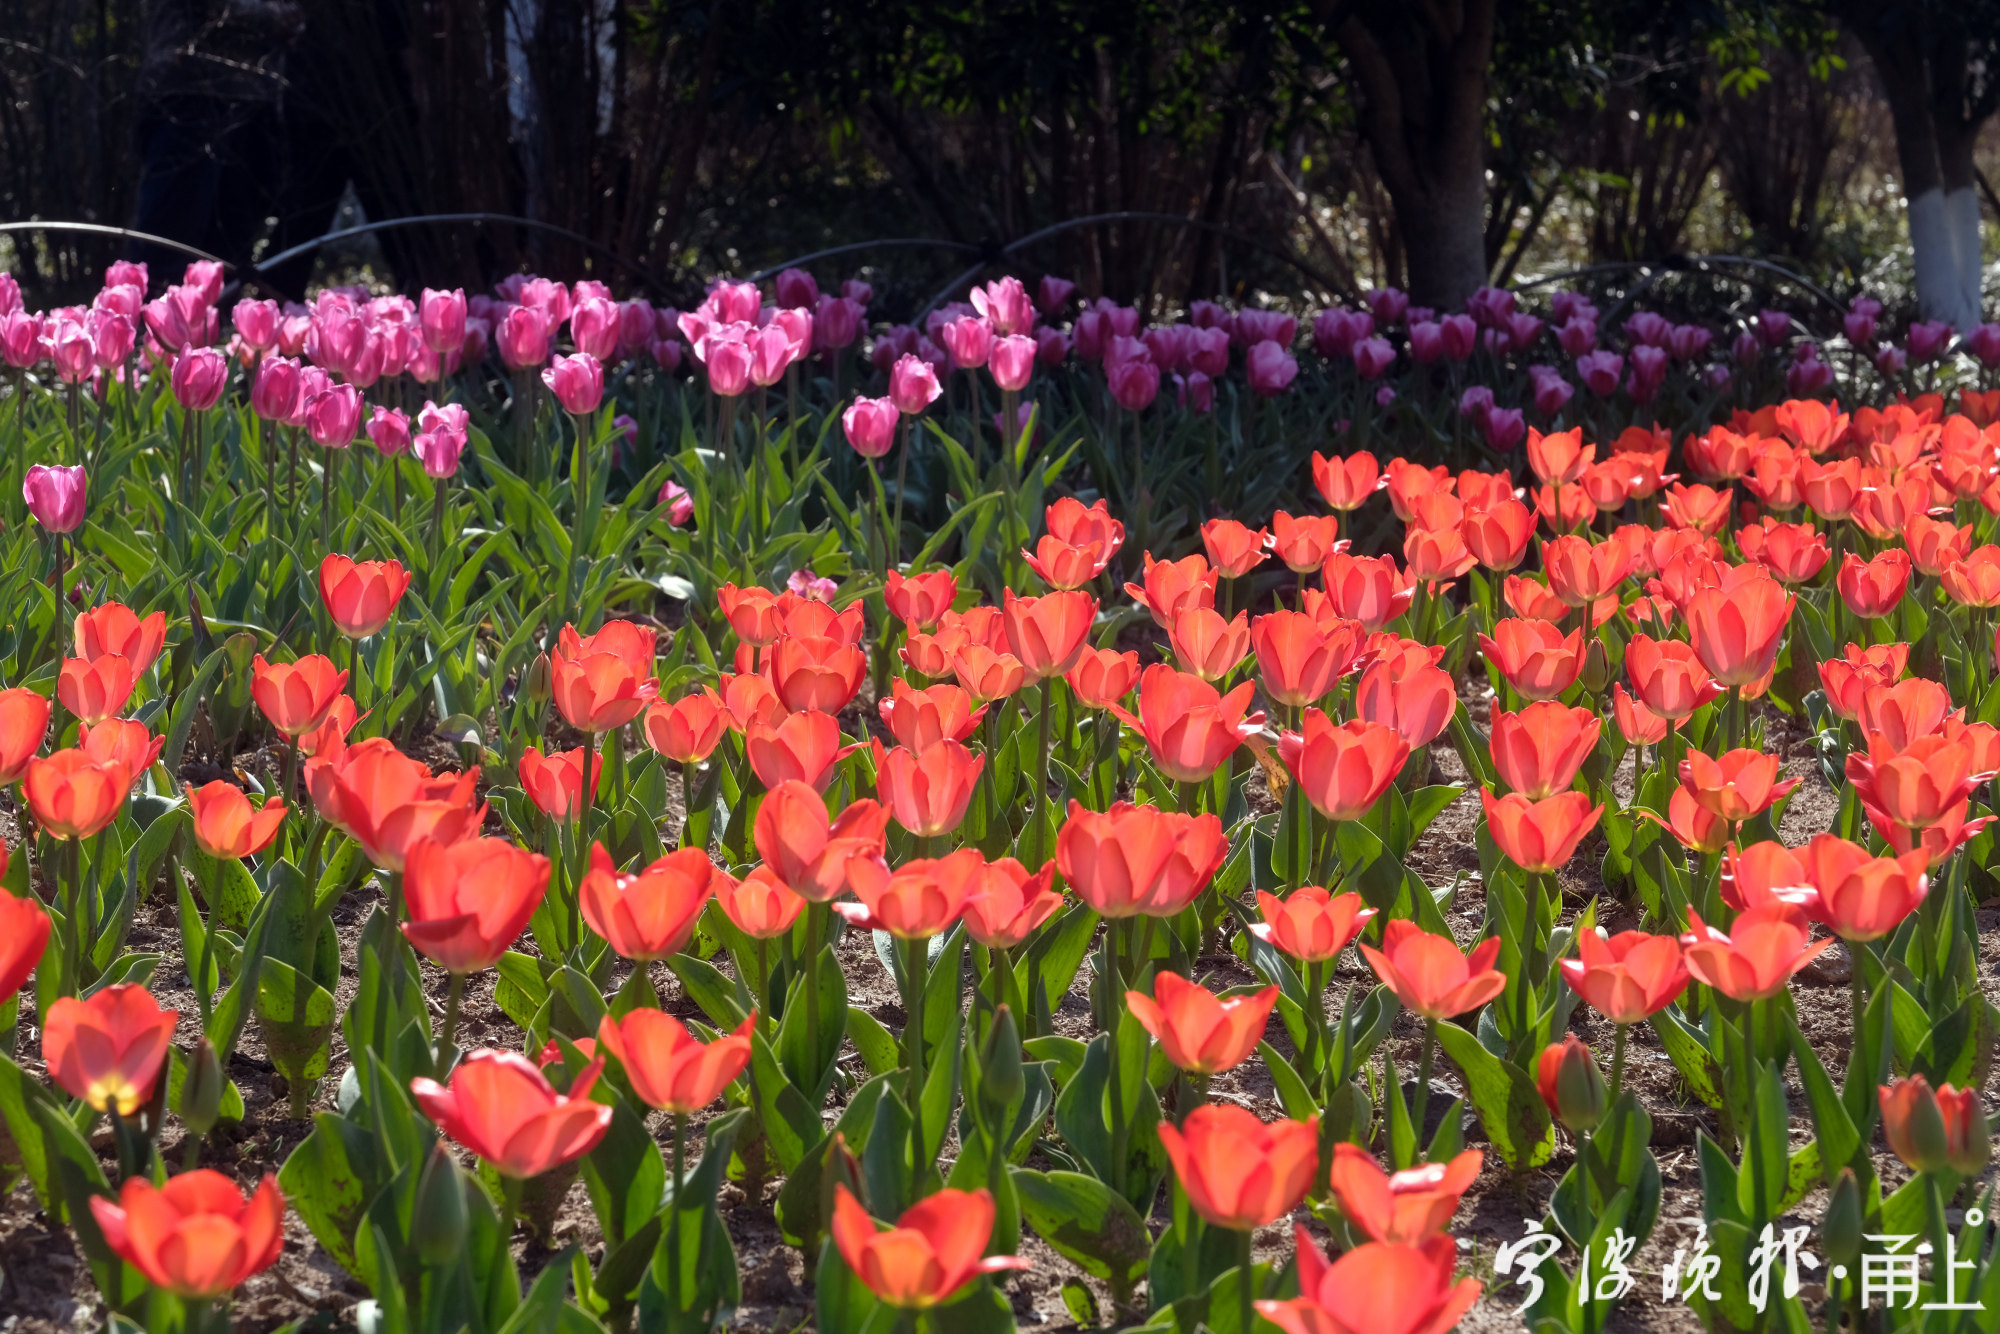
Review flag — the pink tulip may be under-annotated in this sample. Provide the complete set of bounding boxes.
[1576,350,1623,397]
[1755,309,1791,346]
[23,463,86,532]
[88,310,134,369]
[1963,323,2000,367]
[659,480,694,526]
[1408,321,1445,363]
[47,312,93,383]
[278,312,312,358]
[788,568,838,601]
[1466,286,1514,328]
[843,396,899,458]
[1787,354,1833,396]
[989,334,1035,392]
[569,296,621,360]
[1035,275,1076,315]
[1668,324,1712,360]
[1246,341,1298,396]
[1106,335,1150,370]
[1703,364,1732,391]
[1484,408,1526,451]
[1311,309,1370,360]
[1233,309,1297,349]
[1352,337,1395,379]
[1549,291,1593,323]
[1844,300,1881,350]
[1908,320,1954,363]
[105,259,148,290]
[0,272,19,316]
[418,288,466,356]
[1439,314,1476,360]
[1187,326,1231,377]
[1074,309,1111,363]
[171,348,228,411]
[304,384,363,448]
[497,305,551,369]
[1505,312,1544,351]
[232,299,280,351]
[1555,318,1597,357]
[1107,359,1160,411]
[1875,345,1908,376]
[251,356,301,422]
[1143,325,1189,374]
[705,280,761,325]
[143,285,208,351]
[1365,287,1409,325]
[367,405,411,456]
[1035,327,1071,367]
[184,260,225,304]
[1177,371,1214,414]
[1528,365,1573,417]
[972,277,1034,336]
[1459,386,1494,421]
[774,268,820,310]
[1627,344,1669,403]
[939,316,993,372]
[1732,328,1762,365]
[543,352,604,414]
[841,278,872,305]
[519,277,572,326]
[0,311,41,368]
[705,337,752,397]
[814,295,864,350]
[746,324,796,388]
[890,354,943,415]
[1624,311,1671,346]
[414,401,469,478]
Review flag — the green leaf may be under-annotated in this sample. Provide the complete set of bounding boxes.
[1649,1006,1725,1110]
[255,956,337,1098]
[1433,1021,1554,1169]
[279,1112,382,1275]
[1012,1168,1151,1289]
[845,1006,901,1077]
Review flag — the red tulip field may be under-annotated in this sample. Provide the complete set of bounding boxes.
[3,263,2000,1334]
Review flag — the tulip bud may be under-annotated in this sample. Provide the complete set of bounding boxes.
[413,1141,469,1266]
[1881,1076,1951,1173]
[1535,1036,1605,1133]
[523,651,553,716]
[1821,1167,1863,1269]
[1950,1096,1992,1176]
[978,1005,1025,1124]
[177,1038,224,1139]
[1581,637,1613,693]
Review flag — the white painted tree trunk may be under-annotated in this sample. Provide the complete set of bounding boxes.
[1947,187,1986,329]
[1910,188,1984,331]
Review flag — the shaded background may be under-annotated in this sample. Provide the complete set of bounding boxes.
[1,0,1996,322]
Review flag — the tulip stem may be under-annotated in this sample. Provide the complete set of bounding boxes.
[903,933,929,1187]
[1609,1022,1628,1102]
[1235,1224,1255,1334]
[889,417,910,571]
[62,837,81,998]
[1033,680,1054,828]
[576,731,598,954]
[1850,954,1867,1055]
[669,1111,688,1318]
[441,971,465,1055]
[568,412,592,626]
[1413,1018,1437,1158]
[1103,917,1128,1198]
[682,759,701,849]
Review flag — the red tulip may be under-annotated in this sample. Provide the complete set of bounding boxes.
[1251,611,1358,709]
[884,569,958,630]
[1624,635,1723,724]
[58,653,136,725]
[1681,902,1831,1001]
[1278,712,1408,822]
[1168,607,1250,682]
[1201,518,1269,578]
[1109,663,1263,783]
[90,1171,284,1299]
[1250,886,1375,963]
[1312,450,1381,510]
[43,983,177,1114]
[1066,646,1142,709]
[1480,789,1603,874]
[251,653,349,738]
[188,781,286,860]
[0,891,49,1003]
[1611,684,1669,745]
[1905,513,1974,577]
[1880,1075,1989,1175]
[870,738,984,838]
[1383,460,1453,521]
[1360,920,1506,1021]
[1476,619,1583,701]
[1460,498,1535,571]
[1269,511,1342,573]
[745,710,859,790]
[411,1048,612,1178]
[73,603,166,675]
[1157,1102,1318,1230]
[959,857,1064,948]
[1837,550,1912,619]
[318,553,413,638]
[1321,552,1414,631]
[716,865,806,938]
[597,1010,754,1113]
[552,637,660,733]
[755,781,891,902]
[770,634,867,714]
[1683,572,1794,688]
[1353,656,1455,747]
[1641,786,1730,854]
[316,738,484,871]
[517,745,602,820]
[1799,833,1927,941]
[1527,427,1591,485]
[1490,701,1599,799]
[1046,496,1125,559]
[839,847,984,938]
[1127,971,1276,1075]
[1258,1229,1482,1334]
[1056,800,1227,918]
[642,689,729,763]
[1857,676,1952,751]
[24,748,131,840]
[403,835,550,973]
[1846,733,1993,832]
[1678,748,1800,824]
[1542,535,1632,606]
[1557,930,1687,1024]
[1740,519,1829,584]
[878,680,985,752]
[717,584,785,645]
[1002,589,1096,681]
[79,718,163,781]
[0,687,50,783]
[578,843,715,961]
[830,1185,1029,1308]
[1326,1143,1481,1245]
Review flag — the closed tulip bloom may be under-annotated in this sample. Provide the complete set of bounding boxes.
[1353,657,1455,747]
[1157,1102,1318,1231]
[717,583,786,645]
[57,653,136,725]
[1022,533,1109,590]
[1679,748,1800,823]
[1200,519,1269,578]
[1056,801,1226,918]
[1542,535,1633,606]
[188,781,286,860]
[1837,550,1911,619]
[542,352,604,414]
[23,463,86,532]
[1127,971,1277,1075]
[1846,734,1993,832]
[840,394,900,458]
[879,680,984,752]
[1683,576,1794,688]
[745,710,859,790]
[0,686,50,783]
[883,569,958,630]
[0,893,50,1003]
[831,1185,1029,1309]
[1742,520,1830,584]
[1905,513,1974,577]
[1125,552,1218,629]
[1047,496,1126,558]
[1681,902,1831,1001]
[889,353,943,414]
[1880,1076,1989,1175]
[717,672,787,735]
[950,643,1027,703]
[1279,712,1409,822]
[319,554,412,638]
[25,749,131,839]
[1527,427,1591,485]
[1250,886,1375,962]
[1002,588,1096,680]
[1360,920,1507,1020]
[717,865,807,938]
[73,603,166,675]
[43,983,176,1114]
[85,720,163,795]
[412,1048,612,1178]
[1251,611,1345,709]
[1491,701,1599,798]
[597,1010,754,1114]
[1461,499,1535,571]
[1327,1143,1482,1246]
[1558,930,1689,1023]
[959,857,1064,948]
[1169,607,1251,681]
[402,835,550,973]
[1476,618,1584,701]
[769,635,867,714]
[1612,685,1669,745]
[552,644,659,733]
[1857,676,1953,751]
[839,847,984,938]
[1109,664,1263,783]
[1943,546,2000,607]
[1625,635,1723,724]
[871,738,984,838]
[1269,511,1342,573]
[1481,789,1603,874]
[516,743,602,819]
[1066,646,1142,709]
[1312,450,1382,510]
[170,346,228,410]
[251,653,349,738]
[1322,552,1415,631]
[578,843,714,961]
[754,782,890,902]
[1800,834,1927,941]
[90,1172,284,1300]
[642,689,729,763]
[1259,1229,1482,1334]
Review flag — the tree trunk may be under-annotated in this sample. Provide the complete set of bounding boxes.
[1326,0,1495,311]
